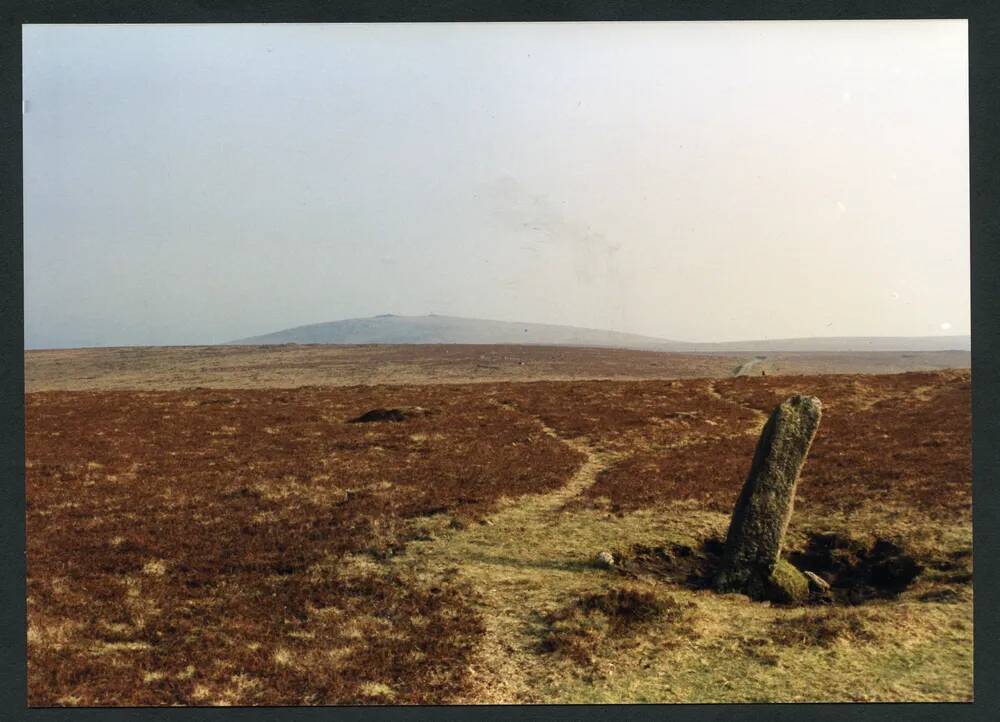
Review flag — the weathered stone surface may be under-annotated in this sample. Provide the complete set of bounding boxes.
[761,559,810,603]
[804,570,831,593]
[594,551,616,569]
[715,395,822,597]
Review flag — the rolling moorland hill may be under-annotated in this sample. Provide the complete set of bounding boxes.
[228,314,971,353]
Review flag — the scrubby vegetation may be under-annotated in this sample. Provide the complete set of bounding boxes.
[538,586,697,666]
[25,385,581,705]
[26,370,972,705]
[770,606,895,648]
[500,370,971,517]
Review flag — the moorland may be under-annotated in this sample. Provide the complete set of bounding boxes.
[25,346,972,704]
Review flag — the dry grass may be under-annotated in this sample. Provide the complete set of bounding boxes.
[25,369,972,704]
[24,344,968,392]
[538,586,698,666]
[769,606,895,648]
[24,344,749,391]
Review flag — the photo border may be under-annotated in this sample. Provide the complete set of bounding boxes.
[3,2,997,720]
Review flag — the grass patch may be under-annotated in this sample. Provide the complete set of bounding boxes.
[538,585,697,665]
[770,606,892,647]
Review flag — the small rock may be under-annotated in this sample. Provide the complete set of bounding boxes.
[448,517,467,530]
[804,570,831,592]
[759,558,810,603]
[594,551,615,569]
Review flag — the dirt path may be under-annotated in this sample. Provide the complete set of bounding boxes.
[390,402,627,703]
[512,410,619,512]
[733,357,764,376]
[707,380,768,435]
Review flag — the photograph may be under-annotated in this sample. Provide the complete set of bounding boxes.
[22,19,972,705]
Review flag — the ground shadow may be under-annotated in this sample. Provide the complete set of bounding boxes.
[615,532,936,606]
[464,551,596,574]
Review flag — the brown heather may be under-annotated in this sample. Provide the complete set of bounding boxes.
[25,369,972,705]
[26,385,582,705]
[495,371,971,517]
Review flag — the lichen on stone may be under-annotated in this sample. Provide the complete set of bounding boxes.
[714,395,822,602]
[762,558,810,603]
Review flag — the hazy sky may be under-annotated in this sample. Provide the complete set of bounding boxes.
[23,21,969,349]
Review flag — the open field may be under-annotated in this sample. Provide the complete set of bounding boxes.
[25,344,970,392]
[25,365,972,705]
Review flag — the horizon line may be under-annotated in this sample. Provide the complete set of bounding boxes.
[228,312,971,345]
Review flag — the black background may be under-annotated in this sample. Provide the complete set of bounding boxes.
[2,2,997,721]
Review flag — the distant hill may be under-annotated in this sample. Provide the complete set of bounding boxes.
[229,314,680,350]
[228,314,970,353]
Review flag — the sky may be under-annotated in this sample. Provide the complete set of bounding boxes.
[23,21,969,349]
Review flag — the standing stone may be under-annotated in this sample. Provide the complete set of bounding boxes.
[715,395,822,601]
